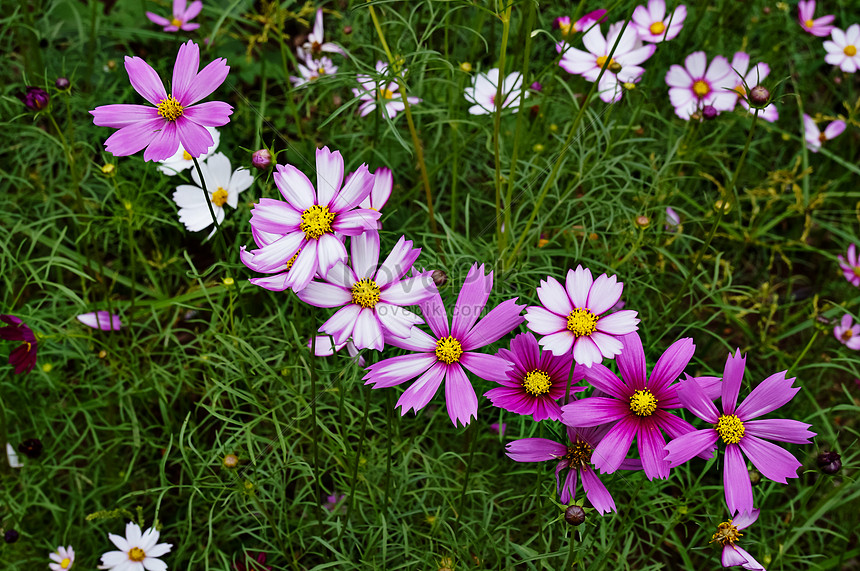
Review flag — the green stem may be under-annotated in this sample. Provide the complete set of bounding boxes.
[47,112,82,210]
[0,389,10,476]
[492,0,513,247]
[191,156,227,254]
[455,422,478,521]
[788,329,819,376]
[309,335,321,534]
[346,384,372,523]
[563,527,577,570]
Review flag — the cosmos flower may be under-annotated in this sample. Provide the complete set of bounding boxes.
[0,315,38,375]
[824,25,860,73]
[90,40,232,162]
[557,22,656,103]
[99,522,172,571]
[17,86,49,111]
[157,126,220,175]
[463,68,528,115]
[352,61,421,120]
[77,311,122,331]
[49,545,75,571]
[172,152,253,235]
[631,0,687,43]
[364,263,525,426]
[484,332,586,422]
[241,146,379,292]
[290,50,338,87]
[296,233,436,351]
[838,243,860,286]
[233,552,272,571]
[665,51,736,120]
[146,0,202,32]
[359,166,393,222]
[665,207,681,231]
[729,52,778,123]
[664,350,815,515]
[301,8,345,57]
[802,113,846,152]
[311,335,364,366]
[833,314,860,349]
[524,265,639,367]
[553,10,607,39]
[798,0,835,37]
[712,510,765,570]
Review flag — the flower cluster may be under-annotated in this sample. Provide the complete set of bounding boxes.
[38,522,170,571]
[291,9,344,86]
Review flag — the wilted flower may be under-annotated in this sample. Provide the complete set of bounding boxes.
[711,510,765,570]
[146,0,202,32]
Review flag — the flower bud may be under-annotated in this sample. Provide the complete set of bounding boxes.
[690,112,702,121]
[635,215,650,228]
[748,468,761,485]
[4,530,19,543]
[343,25,353,35]
[459,62,472,73]
[18,438,43,459]
[251,149,272,170]
[749,85,770,107]
[816,451,841,474]
[702,105,718,120]
[431,270,447,288]
[55,77,70,90]
[223,453,239,468]
[18,86,49,111]
[608,61,622,73]
[530,81,542,92]
[564,505,586,526]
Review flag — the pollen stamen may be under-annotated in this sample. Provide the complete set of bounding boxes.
[565,440,593,469]
[629,389,658,416]
[157,95,184,122]
[845,45,857,57]
[692,80,710,97]
[566,308,598,337]
[523,370,553,397]
[649,21,666,35]
[351,278,381,309]
[715,414,745,444]
[300,205,336,240]
[128,547,146,562]
[211,187,229,207]
[710,520,742,546]
[435,336,463,364]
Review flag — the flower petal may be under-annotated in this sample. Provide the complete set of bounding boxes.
[505,438,568,462]
[743,419,815,444]
[580,467,616,515]
[724,444,754,516]
[124,56,168,106]
[461,298,525,351]
[395,362,446,415]
[561,397,629,427]
[664,428,718,467]
[591,415,638,473]
[721,349,746,415]
[735,370,799,420]
[738,434,801,484]
[451,264,492,339]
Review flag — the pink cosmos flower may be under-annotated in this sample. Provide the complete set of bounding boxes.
[802,113,846,152]
[557,23,656,103]
[506,425,641,514]
[241,146,380,293]
[463,68,528,115]
[798,1,835,37]
[553,10,608,39]
[524,265,639,367]
[311,335,365,366]
[665,206,681,231]
[290,50,338,87]
[322,493,347,514]
[664,350,815,515]
[0,315,37,374]
[364,263,525,426]
[729,52,778,123]
[632,0,686,43]
[824,25,860,73]
[712,510,765,570]
[484,332,585,421]
[90,40,232,162]
[360,167,392,212]
[77,311,122,331]
[296,233,436,351]
[146,0,202,32]
[665,51,736,120]
[561,333,708,480]
[352,61,421,120]
[301,8,345,57]
[834,314,860,349]
[838,243,860,286]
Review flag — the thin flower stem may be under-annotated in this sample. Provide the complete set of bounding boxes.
[309,335,322,534]
[455,421,478,521]
[563,527,577,570]
[191,156,227,254]
[346,383,372,524]
[788,329,819,376]
[492,0,513,247]
[384,389,393,510]
[47,112,83,211]
[0,388,10,476]
[563,356,578,406]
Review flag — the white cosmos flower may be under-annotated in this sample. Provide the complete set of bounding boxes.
[463,68,528,115]
[99,522,172,571]
[157,126,220,176]
[172,152,254,236]
[49,545,75,571]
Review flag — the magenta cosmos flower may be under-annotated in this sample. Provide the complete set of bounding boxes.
[90,40,232,162]
[665,51,736,120]
[484,332,586,421]
[803,113,846,153]
[798,1,835,37]
[506,425,641,514]
[146,0,202,32]
[364,263,525,426]
[557,23,656,103]
[296,233,436,351]
[352,61,421,120]
[77,311,122,331]
[664,350,815,515]
[524,265,639,367]
[632,0,686,43]
[463,69,527,115]
[241,146,380,292]
[553,10,607,39]
[0,315,38,374]
[838,243,860,286]
[729,52,778,123]
[561,333,708,480]
[824,25,860,73]
[712,510,765,570]
[834,314,860,349]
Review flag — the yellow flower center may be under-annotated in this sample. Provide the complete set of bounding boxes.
[212,187,229,207]
[596,55,616,69]
[300,205,335,240]
[853,266,860,277]
[733,85,746,97]
[522,370,553,397]
[804,19,815,28]
[182,150,193,161]
[842,329,853,341]
[845,45,858,57]
[566,308,598,337]
[565,440,593,469]
[286,249,301,270]
[379,88,395,100]
[629,389,658,416]
[715,414,745,444]
[435,336,463,364]
[351,278,381,309]
[692,80,710,97]
[318,67,327,75]
[157,95,184,121]
[710,520,742,546]
[171,17,182,27]
[559,21,572,36]
[649,21,666,35]
[128,547,146,562]
[60,558,71,569]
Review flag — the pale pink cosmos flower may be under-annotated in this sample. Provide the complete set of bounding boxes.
[665,206,681,230]
[834,314,860,349]
[364,263,525,426]
[524,265,639,367]
[824,24,860,73]
[798,0,835,37]
[241,147,379,292]
[665,51,736,120]
[553,10,607,39]
[352,61,421,119]
[290,49,338,87]
[48,545,75,571]
[77,311,122,331]
[157,126,219,176]
[557,23,656,103]
[729,52,778,123]
[838,243,860,286]
[631,0,687,43]
[803,113,846,152]
[463,68,528,115]
[301,8,345,57]
[712,510,765,570]
[146,0,202,32]
[90,40,232,162]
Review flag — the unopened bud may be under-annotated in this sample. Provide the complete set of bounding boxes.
[101,163,116,176]
[608,61,622,73]
[533,143,545,153]
[223,453,239,468]
[343,25,352,35]
[431,270,447,288]
[635,215,650,228]
[564,505,586,526]
[18,438,43,459]
[816,451,841,474]
[530,81,542,92]
[251,149,272,170]
[748,468,761,485]
[459,62,472,73]
[702,105,718,120]
[55,77,70,90]
[749,85,770,107]
[4,530,19,544]
[690,112,702,121]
